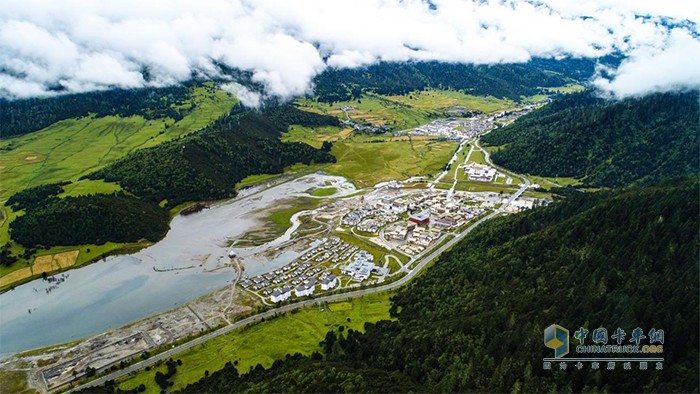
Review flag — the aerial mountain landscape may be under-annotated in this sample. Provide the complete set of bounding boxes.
[0,1,698,394]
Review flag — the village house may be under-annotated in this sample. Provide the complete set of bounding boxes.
[295,278,317,297]
[321,275,338,290]
[271,286,292,303]
[433,216,457,228]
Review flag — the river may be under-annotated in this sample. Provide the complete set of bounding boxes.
[0,173,356,356]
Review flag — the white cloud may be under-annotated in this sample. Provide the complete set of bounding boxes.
[593,28,700,98]
[220,82,261,108]
[0,0,698,100]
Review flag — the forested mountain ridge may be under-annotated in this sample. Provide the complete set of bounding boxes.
[481,91,700,187]
[178,181,699,393]
[312,58,597,103]
[86,105,337,206]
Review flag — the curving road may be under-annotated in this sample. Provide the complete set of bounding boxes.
[68,138,530,393]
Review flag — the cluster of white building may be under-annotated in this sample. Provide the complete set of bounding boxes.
[405,119,469,139]
[242,236,383,303]
[465,163,497,182]
[339,251,387,281]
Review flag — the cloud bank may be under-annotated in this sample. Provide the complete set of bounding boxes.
[0,0,698,100]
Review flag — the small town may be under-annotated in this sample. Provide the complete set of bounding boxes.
[240,185,541,305]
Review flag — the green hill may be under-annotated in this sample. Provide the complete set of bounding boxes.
[1,84,197,138]
[0,84,239,201]
[175,181,698,393]
[86,106,337,206]
[481,91,700,187]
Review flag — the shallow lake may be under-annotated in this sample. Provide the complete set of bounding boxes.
[0,174,356,356]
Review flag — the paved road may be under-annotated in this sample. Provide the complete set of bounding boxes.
[69,139,530,393]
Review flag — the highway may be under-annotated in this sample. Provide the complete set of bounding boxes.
[69,139,530,393]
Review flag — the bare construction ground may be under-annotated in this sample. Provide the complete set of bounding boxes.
[1,281,256,393]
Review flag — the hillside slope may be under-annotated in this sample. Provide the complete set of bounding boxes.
[480,91,699,187]
[177,181,699,393]
[86,106,337,206]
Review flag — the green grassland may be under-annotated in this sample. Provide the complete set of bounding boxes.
[323,137,457,188]
[526,174,582,190]
[237,197,325,246]
[466,148,487,165]
[336,230,409,265]
[541,84,586,93]
[235,173,283,190]
[333,139,445,186]
[282,124,353,147]
[386,89,518,114]
[386,256,403,273]
[435,180,518,194]
[296,90,518,131]
[0,371,36,394]
[268,198,324,231]
[117,292,394,393]
[58,179,123,197]
[309,187,338,197]
[282,122,459,189]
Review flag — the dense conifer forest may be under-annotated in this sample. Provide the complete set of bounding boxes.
[175,181,698,393]
[481,91,700,187]
[10,193,169,247]
[6,182,68,211]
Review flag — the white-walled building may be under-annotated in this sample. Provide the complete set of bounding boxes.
[295,278,317,297]
[321,275,338,290]
[465,163,497,182]
[271,286,292,303]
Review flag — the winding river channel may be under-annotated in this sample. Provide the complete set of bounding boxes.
[0,174,356,356]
